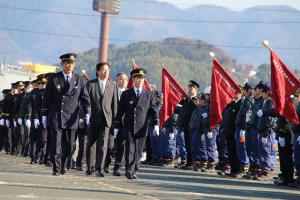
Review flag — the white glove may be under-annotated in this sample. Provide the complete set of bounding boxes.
[79,118,84,123]
[207,131,213,139]
[114,128,118,138]
[202,113,208,119]
[18,118,23,125]
[174,128,177,135]
[201,134,205,142]
[257,109,263,117]
[240,130,246,138]
[278,137,285,147]
[34,119,40,129]
[169,132,175,140]
[0,118,4,126]
[5,119,10,128]
[262,137,268,145]
[297,136,300,145]
[13,120,17,127]
[25,119,31,128]
[153,125,160,136]
[85,114,90,126]
[42,116,47,129]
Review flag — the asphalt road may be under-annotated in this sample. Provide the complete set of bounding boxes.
[0,152,299,200]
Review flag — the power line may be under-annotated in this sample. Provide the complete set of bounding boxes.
[0,26,300,50]
[0,5,300,24]
[0,27,98,39]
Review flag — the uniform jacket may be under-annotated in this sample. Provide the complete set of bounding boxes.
[220,99,241,131]
[291,99,300,133]
[235,95,253,130]
[249,96,264,130]
[115,87,159,138]
[18,92,31,119]
[26,88,39,120]
[2,93,13,121]
[180,96,197,129]
[44,71,91,129]
[12,93,24,120]
[32,89,47,120]
[256,99,276,135]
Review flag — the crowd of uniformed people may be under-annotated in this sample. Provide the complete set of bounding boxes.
[0,53,300,187]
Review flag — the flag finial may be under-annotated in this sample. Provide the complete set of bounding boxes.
[262,40,273,51]
[209,52,215,59]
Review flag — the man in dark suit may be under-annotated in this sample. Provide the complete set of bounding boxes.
[115,68,159,179]
[43,53,91,176]
[109,72,128,176]
[85,62,118,177]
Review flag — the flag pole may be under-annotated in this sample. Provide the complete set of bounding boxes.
[131,59,136,66]
[81,69,90,80]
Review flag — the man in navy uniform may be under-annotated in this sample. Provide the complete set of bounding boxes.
[43,53,91,176]
[114,68,159,179]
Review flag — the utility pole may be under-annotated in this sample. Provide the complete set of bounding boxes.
[93,0,121,63]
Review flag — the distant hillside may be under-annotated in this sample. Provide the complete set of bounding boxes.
[76,38,255,90]
[0,0,299,68]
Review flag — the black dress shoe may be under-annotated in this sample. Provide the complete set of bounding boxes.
[96,170,105,177]
[86,167,95,175]
[104,167,110,173]
[132,174,137,179]
[60,169,66,175]
[71,160,76,169]
[52,171,60,176]
[45,161,52,167]
[125,171,133,179]
[76,166,84,171]
[113,170,121,176]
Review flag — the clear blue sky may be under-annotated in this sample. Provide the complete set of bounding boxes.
[159,0,300,10]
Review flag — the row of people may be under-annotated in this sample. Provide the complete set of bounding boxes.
[0,53,160,180]
[1,53,300,188]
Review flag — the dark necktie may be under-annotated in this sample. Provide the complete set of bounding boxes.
[136,89,140,98]
[65,76,70,90]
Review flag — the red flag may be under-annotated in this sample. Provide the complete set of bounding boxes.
[127,63,152,91]
[270,51,300,124]
[210,59,241,129]
[160,68,187,127]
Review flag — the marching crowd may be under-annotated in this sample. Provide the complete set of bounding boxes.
[0,53,300,188]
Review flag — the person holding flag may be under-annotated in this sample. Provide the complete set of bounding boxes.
[290,89,300,188]
[176,80,199,169]
[159,106,181,168]
[262,40,300,187]
[208,52,243,177]
[158,67,188,168]
[243,81,265,179]
[233,83,253,177]
[202,87,218,173]
[255,84,277,181]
